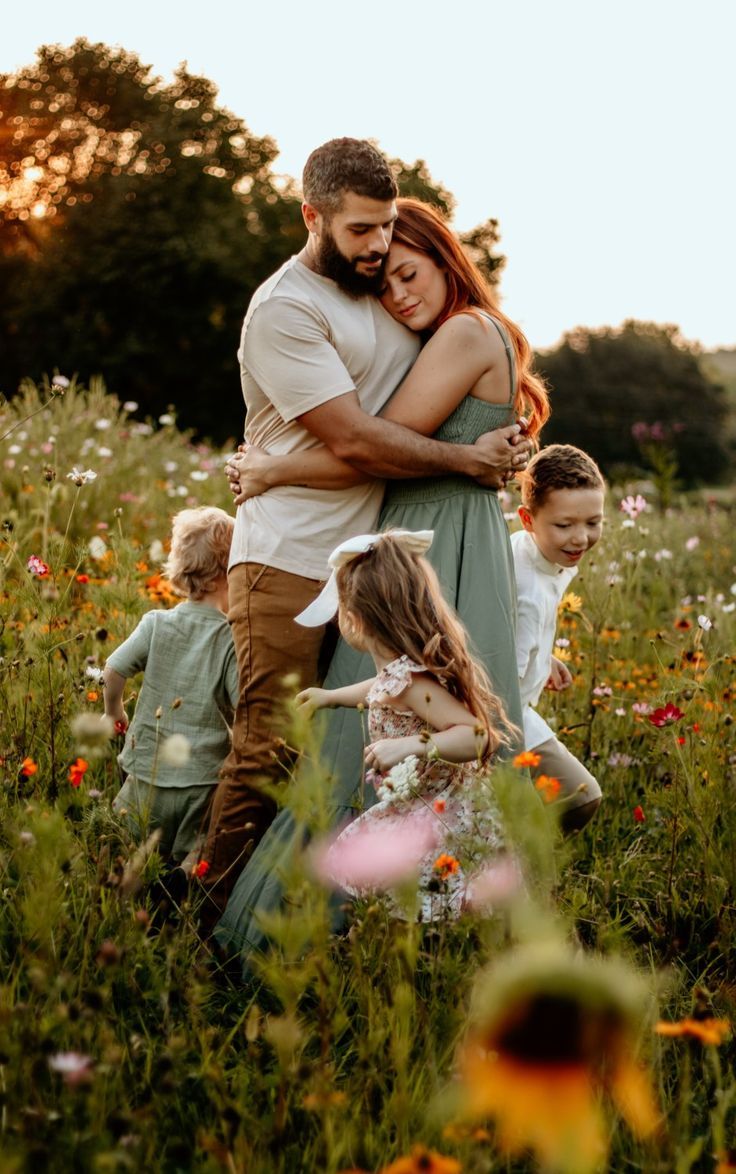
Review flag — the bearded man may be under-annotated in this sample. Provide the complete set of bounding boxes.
[199,138,528,928]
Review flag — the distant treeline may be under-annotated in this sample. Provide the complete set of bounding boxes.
[1,40,732,481]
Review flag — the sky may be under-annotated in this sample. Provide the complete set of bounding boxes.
[3,0,734,351]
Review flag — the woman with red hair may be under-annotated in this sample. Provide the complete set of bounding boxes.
[217,199,549,967]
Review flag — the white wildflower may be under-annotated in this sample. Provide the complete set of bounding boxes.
[190,470,208,481]
[71,713,115,757]
[149,539,165,563]
[51,375,70,389]
[85,665,104,681]
[685,536,700,551]
[88,536,108,560]
[375,755,421,804]
[122,400,139,412]
[67,467,97,487]
[697,614,713,631]
[160,733,191,767]
[654,549,673,562]
[158,413,175,426]
[97,446,113,458]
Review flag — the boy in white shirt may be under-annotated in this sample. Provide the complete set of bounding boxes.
[511,445,604,831]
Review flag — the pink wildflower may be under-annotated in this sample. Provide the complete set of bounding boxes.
[620,494,647,520]
[312,813,439,892]
[27,555,50,577]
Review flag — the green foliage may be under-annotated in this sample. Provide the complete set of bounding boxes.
[537,320,733,486]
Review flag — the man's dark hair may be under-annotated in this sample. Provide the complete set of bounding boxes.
[302,138,397,216]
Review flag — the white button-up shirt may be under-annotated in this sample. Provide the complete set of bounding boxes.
[510,529,579,749]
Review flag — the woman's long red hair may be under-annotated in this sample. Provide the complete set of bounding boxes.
[391,198,549,438]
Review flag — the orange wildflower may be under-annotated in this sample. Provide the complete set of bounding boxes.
[513,750,542,769]
[433,798,446,814]
[534,774,562,803]
[655,1017,731,1046]
[434,853,460,880]
[68,757,89,787]
[20,757,38,779]
[86,690,99,702]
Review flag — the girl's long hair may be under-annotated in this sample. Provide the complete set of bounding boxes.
[336,532,515,759]
[390,198,550,439]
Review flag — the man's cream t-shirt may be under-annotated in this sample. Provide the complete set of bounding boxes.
[229,257,421,581]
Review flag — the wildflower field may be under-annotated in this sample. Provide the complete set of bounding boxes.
[1,381,735,1174]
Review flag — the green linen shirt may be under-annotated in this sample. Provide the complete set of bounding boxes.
[106,601,239,788]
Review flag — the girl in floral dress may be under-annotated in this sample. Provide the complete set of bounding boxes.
[296,528,514,920]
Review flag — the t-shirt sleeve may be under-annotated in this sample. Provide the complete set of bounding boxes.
[241,297,356,423]
[106,612,155,679]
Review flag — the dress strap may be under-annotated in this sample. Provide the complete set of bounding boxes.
[477,311,517,407]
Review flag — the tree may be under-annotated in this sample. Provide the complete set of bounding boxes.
[536,321,732,485]
[0,44,506,439]
[0,40,303,439]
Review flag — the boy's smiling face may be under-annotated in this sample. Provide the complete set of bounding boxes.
[519,486,605,568]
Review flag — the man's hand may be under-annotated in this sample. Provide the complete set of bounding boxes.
[545,656,573,691]
[471,418,534,489]
[224,442,247,499]
[226,444,275,505]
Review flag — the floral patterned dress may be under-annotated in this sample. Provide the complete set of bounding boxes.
[328,655,504,921]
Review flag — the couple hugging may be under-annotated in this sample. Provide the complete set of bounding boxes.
[107,137,603,964]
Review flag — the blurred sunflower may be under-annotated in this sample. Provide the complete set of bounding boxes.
[455,943,660,1174]
[380,1147,460,1174]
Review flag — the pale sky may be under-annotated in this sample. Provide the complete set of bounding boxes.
[4,0,734,350]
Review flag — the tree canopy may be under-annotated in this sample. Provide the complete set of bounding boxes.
[0,41,505,440]
[537,321,732,484]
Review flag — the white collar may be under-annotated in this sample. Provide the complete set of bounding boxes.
[522,529,578,580]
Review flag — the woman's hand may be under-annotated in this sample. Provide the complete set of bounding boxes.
[225,444,274,505]
[295,687,334,718]
[365,736,421,773]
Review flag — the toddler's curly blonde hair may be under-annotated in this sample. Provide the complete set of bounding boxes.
[162,507,234,600]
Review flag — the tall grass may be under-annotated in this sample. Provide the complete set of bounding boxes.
[0,382,734,1172]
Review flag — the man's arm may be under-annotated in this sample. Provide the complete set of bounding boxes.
[298,392,528,488]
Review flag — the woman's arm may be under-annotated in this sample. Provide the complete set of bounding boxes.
[381,313,498,435]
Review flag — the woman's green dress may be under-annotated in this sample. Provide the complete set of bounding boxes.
[214,316,524,971]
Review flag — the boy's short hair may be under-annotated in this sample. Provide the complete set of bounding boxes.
[163,507,234,600]
[521,444,605,511]
[302,138,397,217]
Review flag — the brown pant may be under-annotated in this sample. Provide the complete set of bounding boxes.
[199,562,325,930]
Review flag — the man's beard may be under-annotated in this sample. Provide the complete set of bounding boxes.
[314,227,386,297]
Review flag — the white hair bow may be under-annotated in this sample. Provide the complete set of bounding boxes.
[295,529,434,627]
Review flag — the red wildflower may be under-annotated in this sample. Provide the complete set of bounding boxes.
[76,574,90,584]
[114,719,128,735]
[192,860,210,879]
[648,702,684,728]
[633,805,645,823]
[68,757,89,787]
